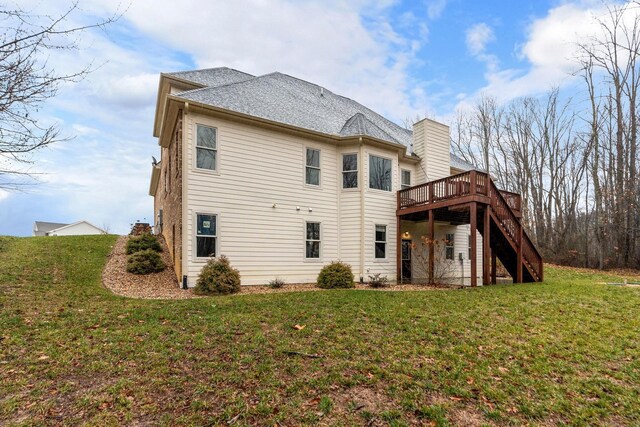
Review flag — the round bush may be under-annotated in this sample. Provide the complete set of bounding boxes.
[195,255,241,295]
[126,233,162,255]
[126,249,165,274]
[317,261,355,289]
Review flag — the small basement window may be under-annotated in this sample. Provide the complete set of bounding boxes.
[375,225,387,259]
[306,222,321,258]
[196,214,217,258]
[445,233,455,260]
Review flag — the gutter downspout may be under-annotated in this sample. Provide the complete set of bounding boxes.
[359,137,365,283]
[182,102,190,288]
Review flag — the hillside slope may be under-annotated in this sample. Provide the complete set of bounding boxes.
[1,235,640,426]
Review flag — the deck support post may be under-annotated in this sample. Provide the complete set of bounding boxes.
[491,249,497,284]
[470,202,477,287]
[483,205,490,286]
[516,224,523,283]
[397,215,402,283]
[428,209,434,284]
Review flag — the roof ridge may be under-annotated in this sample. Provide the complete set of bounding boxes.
[169,66,254,78]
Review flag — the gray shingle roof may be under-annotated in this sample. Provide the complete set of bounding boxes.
[173,71,413,147]
[166,67,254,88]
[450,153,479,171]
[168,68,473,167]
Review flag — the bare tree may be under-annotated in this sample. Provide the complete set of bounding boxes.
[0,2,123,190]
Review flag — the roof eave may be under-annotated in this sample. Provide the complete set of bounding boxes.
[153,74,204,138]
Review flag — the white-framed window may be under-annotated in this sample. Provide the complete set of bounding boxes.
[305,222,321,258]
[342,153,358,189]
[401,169,411,190]
[305,148,320,186]
[445,233,455,260]
[196,213,217,258]
[369,154,392,191]
[196,124,217,171]
[375,225,387,259]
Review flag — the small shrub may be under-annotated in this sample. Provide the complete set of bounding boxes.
[126,233,162,254]
[195,255,241,295]
[317,261,354,289]
[126,249,165,274]
[268,278,286,289]
[368,273,390,288]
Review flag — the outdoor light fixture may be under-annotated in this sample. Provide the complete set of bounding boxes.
[403,231,410,238]
[296,206,300,211]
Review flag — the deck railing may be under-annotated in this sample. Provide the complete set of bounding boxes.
[398,170,542,281]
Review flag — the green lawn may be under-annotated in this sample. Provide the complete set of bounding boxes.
[1,235,639,426]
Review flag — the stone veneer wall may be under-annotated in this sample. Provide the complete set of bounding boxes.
[154,111,183,282]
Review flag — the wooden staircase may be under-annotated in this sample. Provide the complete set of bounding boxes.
[396,170,543,284]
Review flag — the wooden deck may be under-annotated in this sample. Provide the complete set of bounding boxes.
[396,170,543,286]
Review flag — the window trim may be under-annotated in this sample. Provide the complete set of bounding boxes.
[304,147,321,187]
[401,169,411,190]
[368,154,393,192]
[194,212,218,261]
[342,152,358,190]
[304,221,322,261]
[194,123,218,173]
[445,233,455,261]
[374,224,388,261]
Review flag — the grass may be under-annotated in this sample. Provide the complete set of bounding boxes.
[1,235,640,426]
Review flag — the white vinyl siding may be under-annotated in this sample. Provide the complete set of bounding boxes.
[195,124,217,171]
[184,113,339,285]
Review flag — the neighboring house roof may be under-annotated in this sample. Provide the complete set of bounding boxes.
[34,221,68,234]
[167,67,478,168]
[48,221,106,234]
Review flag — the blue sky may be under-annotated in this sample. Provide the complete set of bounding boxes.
[0,0,623,235]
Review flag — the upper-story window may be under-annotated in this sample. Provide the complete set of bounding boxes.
[306,148,320,185]
[196,124,217,171]
[401,169,411,190]
[369,155,392,191]
[342,153,358,189]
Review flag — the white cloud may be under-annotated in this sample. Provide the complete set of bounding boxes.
[461,2,640,105]
[466,22,495,56]
[426,0,448,20]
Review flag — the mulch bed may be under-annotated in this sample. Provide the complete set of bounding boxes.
[102,235,459,299]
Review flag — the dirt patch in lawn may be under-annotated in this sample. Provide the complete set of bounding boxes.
[102,236,458,299]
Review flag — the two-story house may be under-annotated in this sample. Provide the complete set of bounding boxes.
[149,67,542,287]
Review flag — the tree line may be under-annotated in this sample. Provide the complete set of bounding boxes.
[451,2,640,269]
